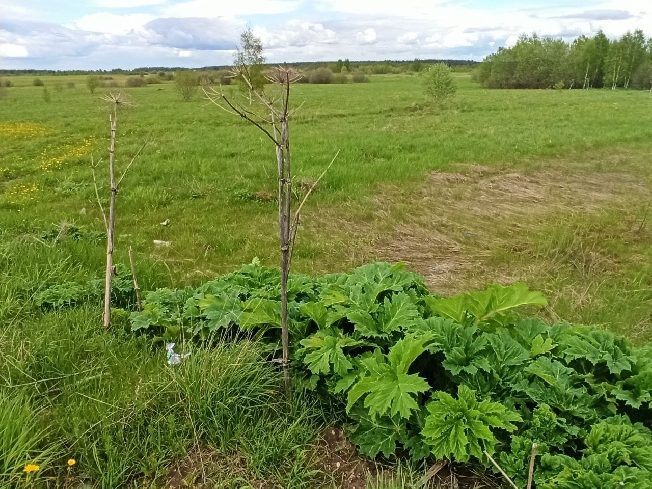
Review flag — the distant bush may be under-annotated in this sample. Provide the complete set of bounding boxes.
[3,79,12,88]
[42,87,50,103]
[66,82,76,89]
[371,64,392,74]
[331,73,349,84]
[157,71,166,78]
[125,76,148,88]
[352,72,369,83]
[309,68,332,84]
[174,70,199,101]
[86,75,99,93]
[33,78,44,87]
[296,72,309,84]
[146,75,162,85]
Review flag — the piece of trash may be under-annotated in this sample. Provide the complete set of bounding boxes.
[160,219,169,226]
[153,240,171,247]
[79,207,86,215]
[464,232,473,239]
[166,342,190,365]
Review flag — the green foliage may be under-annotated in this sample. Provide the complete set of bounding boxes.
[130,261,652,485]
[423,385,521,462]
[478,29,652,90]
[422,62,456,102]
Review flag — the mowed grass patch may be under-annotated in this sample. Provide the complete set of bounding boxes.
[360,149,652,342]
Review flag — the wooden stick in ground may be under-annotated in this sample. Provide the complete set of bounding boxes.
[484,451,518,489]
[526,443,538,489]
[128,247,142,311]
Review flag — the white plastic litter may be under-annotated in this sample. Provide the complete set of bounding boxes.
[166,342,190,365]
[160,219,169,226]
[153,240,171,247]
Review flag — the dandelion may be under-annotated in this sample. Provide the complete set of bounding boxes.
[67,459,76,467]
[23,464,39,474]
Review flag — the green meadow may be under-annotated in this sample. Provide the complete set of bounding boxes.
[1,73,651,487]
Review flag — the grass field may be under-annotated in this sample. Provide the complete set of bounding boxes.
[1,73,651,487]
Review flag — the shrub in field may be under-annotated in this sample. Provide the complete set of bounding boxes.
[125,76,148,88]
[33,77,44,87]
[86,75,99,93]
[352,71,369,83]
[331,73,350,84]
[145,74,162,85]
[309,67,333,84]
[129,261,652,486]
[157,71,166,78]
[174,70,199,101]
[3,79,12,87]
[66,81,75,89]
[423,62,456,103]
[42,87,50,103]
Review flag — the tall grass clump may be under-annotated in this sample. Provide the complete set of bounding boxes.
[0,391,57,487]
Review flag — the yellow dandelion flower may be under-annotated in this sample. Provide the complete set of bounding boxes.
[23,464,39,474]
[67,459,76,467]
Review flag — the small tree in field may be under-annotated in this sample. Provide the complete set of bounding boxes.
[423,62,456,103]
[203,28,338,380]
[174,71,199,101]
[86,75,99,94]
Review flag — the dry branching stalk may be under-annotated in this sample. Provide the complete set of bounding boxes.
[204,61,335,376]
[526,443,537,489]
[484,451,518,489]
[92,92,147,328]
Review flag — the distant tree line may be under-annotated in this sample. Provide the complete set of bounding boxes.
[475,30,652,90]
[0,59,477,78]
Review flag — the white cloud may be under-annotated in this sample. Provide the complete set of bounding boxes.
[96,0,167,7]
[178,49,192,57]
[0,42,29,57]
[397,32,419,44]
[162,0,300,17]
[69,13,155,35]
[356,28,377,44]
[254,22,338,48]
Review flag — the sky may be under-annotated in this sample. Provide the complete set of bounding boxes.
[0,0,650,70]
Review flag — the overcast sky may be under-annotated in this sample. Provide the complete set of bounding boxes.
[0,0,650,70]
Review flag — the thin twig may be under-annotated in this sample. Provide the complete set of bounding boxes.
[91,156,108,232]
[526,443,538,489]
[117,138,149,188]
[219,92,278,145]
[288,150,339,265]
[484,451,518,489]
[419,459,448,486]
[128,246,142,311]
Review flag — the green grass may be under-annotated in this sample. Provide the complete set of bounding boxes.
[1,73,651,486]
